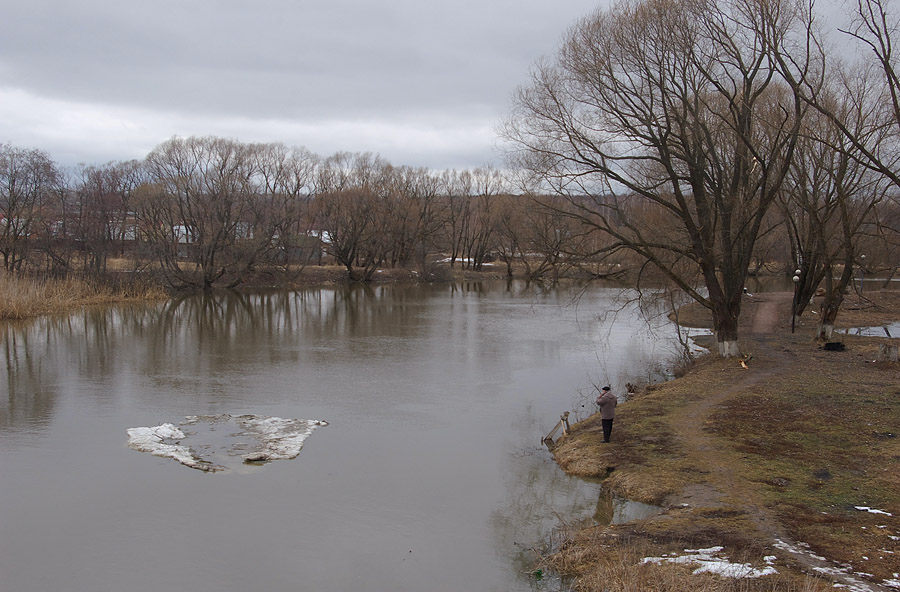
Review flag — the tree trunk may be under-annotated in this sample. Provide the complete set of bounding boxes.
[712,303,741,357]
[816,297,843,341]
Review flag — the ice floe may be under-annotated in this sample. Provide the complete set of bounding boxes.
[127,414,327,473]
[126,424,207,470]
[641,546,778,578]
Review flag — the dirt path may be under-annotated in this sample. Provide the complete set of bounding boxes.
[662,292,891,590]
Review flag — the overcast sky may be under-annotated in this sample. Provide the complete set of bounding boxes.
[0,0,604,170]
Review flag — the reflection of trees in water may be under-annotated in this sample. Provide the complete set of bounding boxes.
[145,285,427,368]
[1,285,444,432]
[0,321,60,437]
[490,418,601,587]
[0,305,161,435]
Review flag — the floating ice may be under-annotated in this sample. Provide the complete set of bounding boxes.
[641,546,778,578]
[126,424,210,470]
[127,414,327,473]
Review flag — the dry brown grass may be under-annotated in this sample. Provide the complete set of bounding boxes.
[0,273,167,320]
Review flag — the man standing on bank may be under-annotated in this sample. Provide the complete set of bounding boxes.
[595,386,618,443]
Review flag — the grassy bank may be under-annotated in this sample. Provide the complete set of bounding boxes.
[0,273,168,320]
[547,290,900,591]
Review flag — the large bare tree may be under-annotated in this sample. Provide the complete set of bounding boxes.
[141,136,259,290]
[502,0,819,356]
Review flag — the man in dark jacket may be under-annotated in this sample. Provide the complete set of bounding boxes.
[595,386,618,443]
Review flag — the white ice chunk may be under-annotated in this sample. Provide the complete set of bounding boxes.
[126,424,214,471]
[127,415,327,473]
[235,415,328,462]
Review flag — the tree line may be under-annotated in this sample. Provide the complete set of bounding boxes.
[0,137,607,290]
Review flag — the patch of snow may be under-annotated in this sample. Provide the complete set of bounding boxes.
[435,257,496,266]
[641,547,778,578]
[774,539,827,561]
[811,565,883,591]
[855,506,893,516]
[127,415,327,473]
[885,579,900,589]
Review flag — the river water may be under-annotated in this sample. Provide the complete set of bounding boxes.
[0,280,689,592]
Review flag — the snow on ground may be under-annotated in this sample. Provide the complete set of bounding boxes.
[642,540,900,589]
[774,538,900,591]
[641,546,778,578]
[127,415,327,473]
[855,506,894,517]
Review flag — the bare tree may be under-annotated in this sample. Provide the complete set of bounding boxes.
[437,169,472,268]
[502,0,818,356]
[312,152,393,281]
[252,143,319,272]
[0,144,61,273]
[64,161,144,275]
[825,0,900,187]
[388,166,447,273]
[779,93,888,339]
[141,136,259,290]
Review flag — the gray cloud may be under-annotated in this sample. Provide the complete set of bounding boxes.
[0,0,602,168]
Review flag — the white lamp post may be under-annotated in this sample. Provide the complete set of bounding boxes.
[791,270,801,334]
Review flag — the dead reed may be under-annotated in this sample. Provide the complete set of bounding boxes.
[0,273,166,320]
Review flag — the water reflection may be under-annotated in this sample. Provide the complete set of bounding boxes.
[838,321,900,337]
[492,443,601,589]
[1,321,60,436]
[594,489,663,525]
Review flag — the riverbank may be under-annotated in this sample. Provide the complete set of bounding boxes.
[548,290,900,591]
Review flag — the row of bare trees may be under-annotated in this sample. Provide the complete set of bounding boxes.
[502,0,900,354]
[1,138,602,289]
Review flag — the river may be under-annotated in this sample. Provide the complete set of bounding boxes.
[0,280,691,592]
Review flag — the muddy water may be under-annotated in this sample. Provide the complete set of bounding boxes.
[0,281,687,592]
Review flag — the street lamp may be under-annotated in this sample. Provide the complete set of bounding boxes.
[859,254,866,293]
[791,269,801,334]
